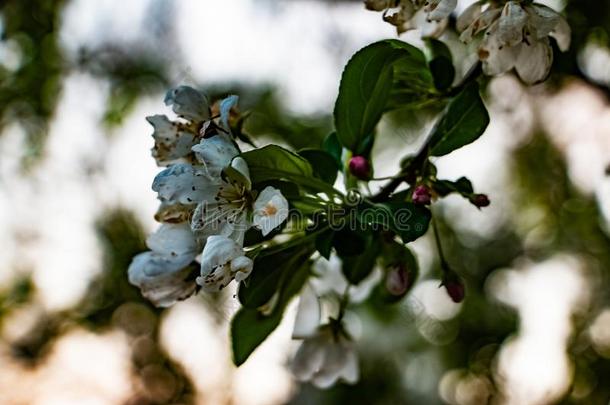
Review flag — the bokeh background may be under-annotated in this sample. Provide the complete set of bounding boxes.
[1,0,610,404]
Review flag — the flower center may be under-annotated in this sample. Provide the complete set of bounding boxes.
[262,203,278,216]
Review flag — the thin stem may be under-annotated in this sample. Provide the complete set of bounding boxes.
[368,173,407,181]
[432,216,450,274]
[258,224,330,255]
[336,284,351,323]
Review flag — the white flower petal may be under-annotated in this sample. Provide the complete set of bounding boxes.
[515,38,553,84]
[164,86,210,122]
[146,115,197,166]
[527,4,560,39]
[190,202,249,243]
[425,0,457,21]
[311,255,348,297]
[146,223,198,257]
[291,335,327,382]
[219,95,239,130]
[152,164,220,205]
[460,7,502,43]
[479,26,518,76]
[128,251,198,307]
[292,283,321,339]
[311,342,353,388]
[498,1,527,47]
[232,256,254,282]
[230,157,251,187]
[154,201,194,224]
[456,1,482,32]
[191,133,239,179]
[291,326,359,389]
[550,15,571,52]
[197,235,253,292]
[252,186,289,236]
[341,349,360,384]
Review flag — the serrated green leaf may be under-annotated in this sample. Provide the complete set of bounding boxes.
[428,82,490,157]
[241,145,338,195]
[241,145,313,181]
[334,40,432,152]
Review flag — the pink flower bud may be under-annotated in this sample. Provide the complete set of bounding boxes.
[412,185,432,205]
[444,280,465,303]
[385,265,410,296]
[470,194,490,208]
[348,156,371,180]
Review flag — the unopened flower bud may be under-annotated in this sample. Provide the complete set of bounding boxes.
[385,265,410,296]
[470,194,490,208]
[349,156,372,180]
[443,279,465,303]
[412,185,432,205]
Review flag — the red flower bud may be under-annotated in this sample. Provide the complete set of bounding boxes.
[443,279,465,303]
[385,265,410,296]
[349,156,372,180]
[470,194,490,208]
[412,185,432,205]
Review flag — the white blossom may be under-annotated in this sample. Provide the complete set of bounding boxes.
[128,223,201,307]
[459,1,571,84]
[191,133,239,179]
[152,163,219,206]
[164,85,210,122]
[311,254,381,303]
[146,114,197,166]
[197,235,253,292]
[291,324,359,389]
[252,186,289,236]
[366,0,455,36]
[191,158,289,245]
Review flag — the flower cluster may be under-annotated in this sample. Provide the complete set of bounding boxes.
[365,0,457,36]
[365,0,571,83]
[459,0,571,84]
[128,86,289,307]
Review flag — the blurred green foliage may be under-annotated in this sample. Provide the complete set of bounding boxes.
[1,0,610,404]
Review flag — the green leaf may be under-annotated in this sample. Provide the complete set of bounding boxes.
[315,229,334,260]
[231,259,311,366]
[241,145,313,182]
[332,228,369,257]
[322,132,343,167]
[231,308,283,367]
[298,149,339,185]
[358,202,431,243]
[433,177,474,197]
[425,39,455,91]
[252,179,301,200]
[428,82,490,157]
[334,40,431,152]
[241,145,337,195]
[238,244,313,309]
[342,237,381,285]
